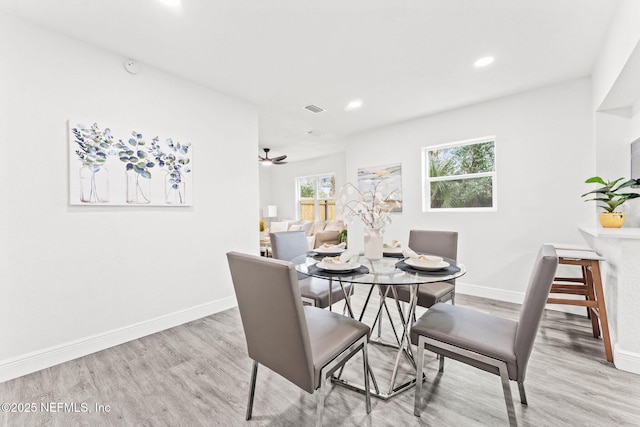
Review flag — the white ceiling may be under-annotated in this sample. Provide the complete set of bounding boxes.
[0,0,619,161]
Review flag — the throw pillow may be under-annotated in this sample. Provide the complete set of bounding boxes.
[310,220,327,235]
[270,221,288,233]
[324,220,345,231]
[300,220,314,235]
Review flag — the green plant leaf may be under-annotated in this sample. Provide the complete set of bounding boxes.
[618,193,640,199]
[613,179,638,192]
[585,176,606,185]
[608,200,624,211]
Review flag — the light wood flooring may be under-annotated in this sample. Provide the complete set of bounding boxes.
[1,285,639,427]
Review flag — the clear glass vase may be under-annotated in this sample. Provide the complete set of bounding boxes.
[364,228,384,261]
[126,170,151,204]
[79,165,109,203]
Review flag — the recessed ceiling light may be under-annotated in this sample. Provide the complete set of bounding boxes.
[157,0,181,7]
[474,56,494,68]
[344,99,363,111]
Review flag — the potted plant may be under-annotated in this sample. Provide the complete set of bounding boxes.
[337,229,348,246]
[259,219,267,240]
[581,176,640,228]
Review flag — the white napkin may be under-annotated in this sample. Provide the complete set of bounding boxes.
[402,250,442,262]
[320,242,346,250]
[323,250,358,264]
[402,248,418,259]
[384,239,401,248]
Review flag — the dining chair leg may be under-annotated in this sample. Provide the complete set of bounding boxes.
[302,296,317,307]
[414,336,426,417]
[246,360,259,420]
[517,382,527,405]
[498,362,517,427]
[316,377,325,427]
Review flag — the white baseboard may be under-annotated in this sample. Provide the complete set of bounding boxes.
[0,296,237,384]
[456,282,587,316]
[614,344,640,375]
[456,282,524,304]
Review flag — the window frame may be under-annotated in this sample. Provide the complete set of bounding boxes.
[295,173,336,220]
[422,135,497,212]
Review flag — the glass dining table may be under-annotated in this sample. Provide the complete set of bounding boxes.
[294,252,467,400]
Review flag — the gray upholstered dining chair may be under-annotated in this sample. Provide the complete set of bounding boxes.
[226,251,371,426]
[378,230,458,336]
[270,230,353,309]
[395,229,458,307]
[411,244,558,426]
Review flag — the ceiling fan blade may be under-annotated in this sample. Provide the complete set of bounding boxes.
[272,155,287,162]
[273,160,288,165]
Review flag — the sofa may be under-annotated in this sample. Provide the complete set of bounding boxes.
[269,219,345,249]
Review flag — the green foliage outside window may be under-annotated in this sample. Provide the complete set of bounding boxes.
[427,139,495,209]
[300,183,314,198]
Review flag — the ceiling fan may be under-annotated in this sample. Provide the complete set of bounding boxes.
[259,148,287,165]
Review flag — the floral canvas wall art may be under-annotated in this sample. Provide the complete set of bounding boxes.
[68,120,193,206]
[357,162,402,212]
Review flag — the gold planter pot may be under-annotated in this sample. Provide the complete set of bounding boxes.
[599,212,625,228]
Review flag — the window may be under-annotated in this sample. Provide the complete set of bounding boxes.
[423,136,496,211]
[296,174,336,220]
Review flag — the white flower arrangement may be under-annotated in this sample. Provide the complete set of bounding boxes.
[338,180,400,230]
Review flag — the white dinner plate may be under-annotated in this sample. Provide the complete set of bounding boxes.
[315,247,346,254]
[405,258,450,271]
[316,261,360,272]
[383,246,403,254]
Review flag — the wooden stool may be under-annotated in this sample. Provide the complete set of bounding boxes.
[547,248,613,363]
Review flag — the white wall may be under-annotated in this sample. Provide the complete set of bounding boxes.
[346,79,594,301]
[594,112,640,225]
[589,1,640,372]
[591,0,640,111]
[0,14,258,381]
[591,0,640,225]
[262,151,346,221]
[259,165,273,217]
[632,99,640,141]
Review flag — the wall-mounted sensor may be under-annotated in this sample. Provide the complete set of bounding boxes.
[124,59,139,74]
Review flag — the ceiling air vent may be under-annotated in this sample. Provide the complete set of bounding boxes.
[303,104,325,114]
